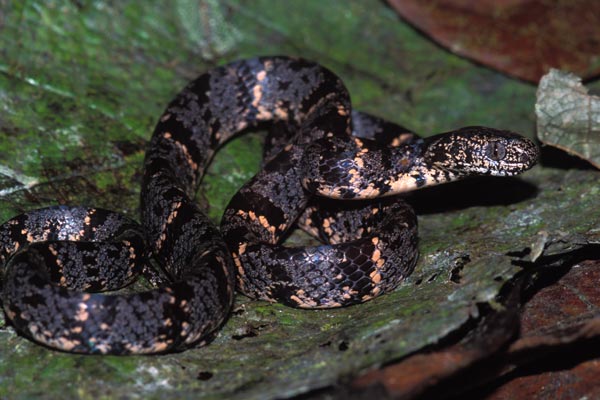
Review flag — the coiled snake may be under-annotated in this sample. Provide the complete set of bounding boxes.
[0,57,538,354]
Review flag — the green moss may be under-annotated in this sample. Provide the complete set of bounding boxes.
[1,1,599,399]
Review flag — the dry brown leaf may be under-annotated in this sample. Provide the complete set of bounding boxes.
[387,0,600,82]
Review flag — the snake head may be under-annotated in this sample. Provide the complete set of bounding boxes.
[424,126,539,176]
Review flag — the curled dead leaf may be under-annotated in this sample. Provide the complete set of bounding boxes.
[536,69,600,168]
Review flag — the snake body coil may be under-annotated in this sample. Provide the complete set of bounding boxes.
[0,57,538,354]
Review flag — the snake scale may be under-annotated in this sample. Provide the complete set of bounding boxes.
[0,56,538,354]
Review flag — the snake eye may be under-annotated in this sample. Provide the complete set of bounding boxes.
[485,142,506,161]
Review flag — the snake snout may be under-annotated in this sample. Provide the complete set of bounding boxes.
[507,137,539,172]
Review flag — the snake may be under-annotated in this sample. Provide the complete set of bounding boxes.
[0,56,539,354]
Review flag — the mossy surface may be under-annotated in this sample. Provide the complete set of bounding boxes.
[0,1,598,399]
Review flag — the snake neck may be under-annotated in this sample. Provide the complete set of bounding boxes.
[302,126,538,200]
[384,126,539,194]
[420,126,538,177]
